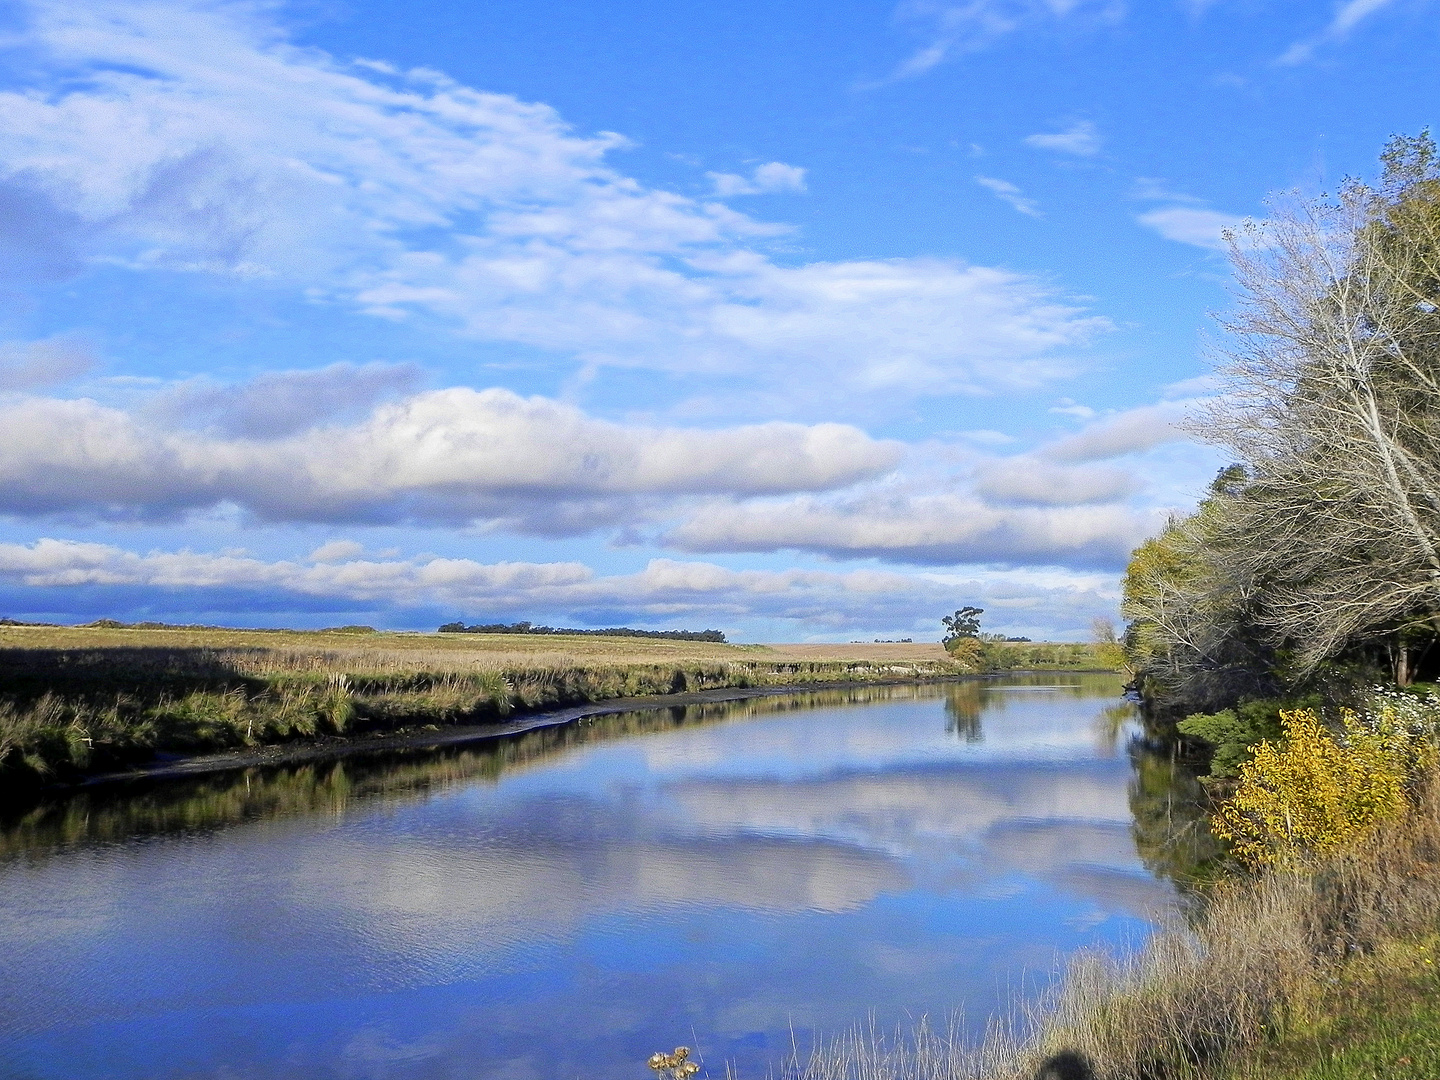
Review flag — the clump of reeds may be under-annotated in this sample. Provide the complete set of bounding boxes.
[784,1016,1027,1080]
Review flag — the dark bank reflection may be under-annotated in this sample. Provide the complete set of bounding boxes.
[0,683,991,857]
[0,675,1211,1080]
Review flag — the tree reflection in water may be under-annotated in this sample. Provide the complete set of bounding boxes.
[1128,742,1223,898]
[943,681,983,742]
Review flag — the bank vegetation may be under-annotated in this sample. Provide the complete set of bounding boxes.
[0,623,975,792]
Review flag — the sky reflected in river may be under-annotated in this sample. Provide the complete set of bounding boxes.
[0,675,1179,1080]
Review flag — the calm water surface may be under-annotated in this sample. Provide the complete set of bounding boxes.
[0,675,1197,1080]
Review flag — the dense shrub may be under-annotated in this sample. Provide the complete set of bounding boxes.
[1175,697,1315,778]
[1214,707,1435,868]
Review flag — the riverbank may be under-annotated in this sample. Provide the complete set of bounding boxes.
[54,677,984,790]
[1,623,991,793]
[786,760,1440,1080]
[1034,775,1440,1078]
[1222,932,1440,1079]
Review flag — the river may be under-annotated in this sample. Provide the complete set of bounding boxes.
[0,674,1206,1080]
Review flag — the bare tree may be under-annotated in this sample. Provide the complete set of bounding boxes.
[1197,134,1440,682]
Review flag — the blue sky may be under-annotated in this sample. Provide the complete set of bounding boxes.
[0,0,1429,641]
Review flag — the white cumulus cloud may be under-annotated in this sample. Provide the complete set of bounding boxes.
[0,540,1122,638]
[1042,402,1192,462]
[972,457,1140,505]
[309,540,366,563]
[0,386,902,529]
[665,491,1159,569]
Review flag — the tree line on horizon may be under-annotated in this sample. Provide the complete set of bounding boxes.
[438,621,727,642]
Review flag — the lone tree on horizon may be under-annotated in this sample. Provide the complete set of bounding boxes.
[942,606,983,646]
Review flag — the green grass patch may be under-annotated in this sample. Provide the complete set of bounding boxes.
[1228,936,1440,1080]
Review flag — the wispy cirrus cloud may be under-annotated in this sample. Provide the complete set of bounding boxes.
[1130,178,1257,251]
[1279,0,1407,65]
[0,0,1106,409]
[708,162,808,197]
[975,176,1043,217]
[882,0,1123,81]
[1024,121,1101,157]
[151,362,424,438]
[1137,205,1252,251]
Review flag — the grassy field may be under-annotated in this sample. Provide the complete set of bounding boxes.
[0,622,957,667]
[969,639,1118,671]
[0,623,969,790]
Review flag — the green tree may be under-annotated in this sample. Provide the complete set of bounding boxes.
[941,606,983,648]
[1121,469,1274,712]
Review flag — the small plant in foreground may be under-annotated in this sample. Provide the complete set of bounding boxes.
[648,1046,700,1080]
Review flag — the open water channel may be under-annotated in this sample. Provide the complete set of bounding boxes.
[0,674,1206,1080]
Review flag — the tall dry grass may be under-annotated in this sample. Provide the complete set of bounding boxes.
[0,628,967,789]
[785,768,1440,1080]
[0,623,958,668]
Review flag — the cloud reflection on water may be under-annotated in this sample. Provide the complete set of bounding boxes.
[0,676,1176,1080]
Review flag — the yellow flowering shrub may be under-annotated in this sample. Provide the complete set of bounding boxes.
[1214,707,1433,869]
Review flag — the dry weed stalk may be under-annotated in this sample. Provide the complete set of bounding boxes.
[650,1047,701,1080]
